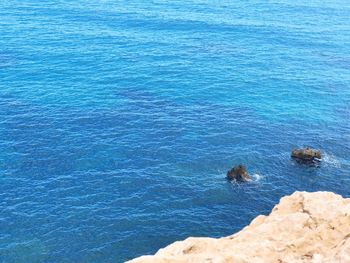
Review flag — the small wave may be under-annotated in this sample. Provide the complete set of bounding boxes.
[252,173,262,181]
[227,173,263,185]
[322,153,341,168]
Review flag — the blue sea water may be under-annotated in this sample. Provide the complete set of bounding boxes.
[0,0,350,262]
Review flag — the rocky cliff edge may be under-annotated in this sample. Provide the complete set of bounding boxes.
[128,191,350,263]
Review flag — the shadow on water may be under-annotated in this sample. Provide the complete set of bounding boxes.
[0,53,17,68]
[0,237,48,263]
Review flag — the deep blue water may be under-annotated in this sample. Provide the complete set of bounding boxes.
[1,1,350,262]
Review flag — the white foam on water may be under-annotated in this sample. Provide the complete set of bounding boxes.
[228,173,263,187]
[322,152,341,168]
[252,173,263,182]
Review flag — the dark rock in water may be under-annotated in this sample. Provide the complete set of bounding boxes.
[227,164,251,182]
[291,147,321,163]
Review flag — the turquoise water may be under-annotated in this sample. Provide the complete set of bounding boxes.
[1,1,350,262]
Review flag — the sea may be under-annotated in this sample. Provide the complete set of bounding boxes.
[0,1,349,262]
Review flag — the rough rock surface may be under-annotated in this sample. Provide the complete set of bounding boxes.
[291,148,322,162]
[226,164,251,182]
[128,191,350,263]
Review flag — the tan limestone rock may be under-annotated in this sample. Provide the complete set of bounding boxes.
[128,191,350,263]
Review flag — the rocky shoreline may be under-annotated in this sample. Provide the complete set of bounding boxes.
[128,191,350,263]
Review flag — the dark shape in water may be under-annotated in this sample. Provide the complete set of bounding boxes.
[291,147,321,164]
[227,164,251,182]
[0,53,15,68]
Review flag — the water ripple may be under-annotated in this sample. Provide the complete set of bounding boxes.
[1,1,350,262]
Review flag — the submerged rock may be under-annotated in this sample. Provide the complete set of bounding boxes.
[226,164,251,182]
[128,191,350,263]
[291,147,321,163]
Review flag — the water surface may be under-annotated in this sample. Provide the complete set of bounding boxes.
[0,1,350,262]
